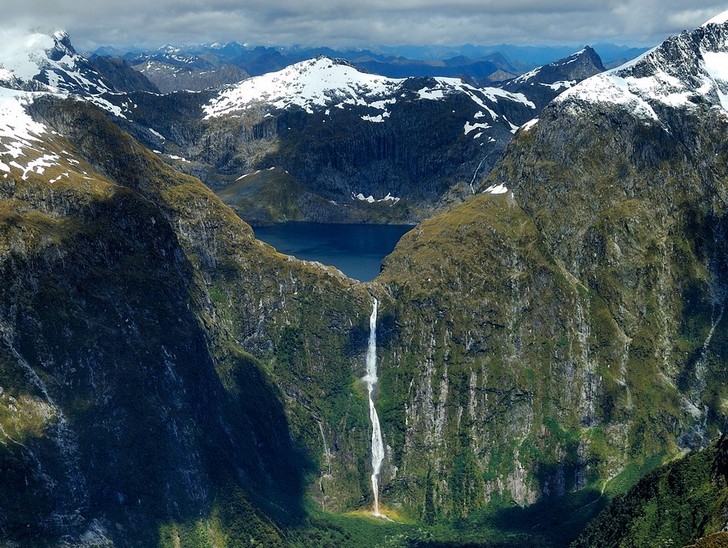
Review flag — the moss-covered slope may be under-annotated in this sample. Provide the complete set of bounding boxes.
[371,23,728,523]
[1,96,376,545]
[573,436,728,547]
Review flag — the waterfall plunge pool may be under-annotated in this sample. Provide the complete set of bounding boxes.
[253,222,414,282]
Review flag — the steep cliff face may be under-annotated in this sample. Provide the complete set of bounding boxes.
[370,15,728,520]
[0,93,378,544]
[376,192,627,514]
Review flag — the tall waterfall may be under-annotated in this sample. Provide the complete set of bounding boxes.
[364,297,385,516]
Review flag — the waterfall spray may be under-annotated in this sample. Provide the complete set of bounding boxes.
[363,297,384,516]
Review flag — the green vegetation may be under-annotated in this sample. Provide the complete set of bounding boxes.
[574,436,728,547]
[217,167,305,225]
[2,63,728,547]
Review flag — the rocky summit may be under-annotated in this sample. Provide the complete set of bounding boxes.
[0,11,727,548]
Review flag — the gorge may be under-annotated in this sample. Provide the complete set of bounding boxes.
[0,11,727,548]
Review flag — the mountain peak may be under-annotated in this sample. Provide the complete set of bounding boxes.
[556,14,728,119]
[501,46,605,110]
[0,29,111,95]
[204,56,404,116]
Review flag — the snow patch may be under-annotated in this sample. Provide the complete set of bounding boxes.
[361,112,390,123]
[513,66,542,84]
[148,128,165,140]
[520,118,539,132]
[464,121,491,135]
[352,192,400,204]
[0,89,48,170]
[703,10,728,26]
[21,153,59,180]
[484,183,509,195]
[557,73,660,122]
[540,80,576,91]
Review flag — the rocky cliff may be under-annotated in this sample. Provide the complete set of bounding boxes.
[0,90,378,544]
[370,13,728,520]
[2,15,728,547]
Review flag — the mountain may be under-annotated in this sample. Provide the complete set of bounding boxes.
[0,30,113,95]
[122,43,520,83]
[0,83,373,544]
[376,8,728,514]
[3,13,728,546]
[129,54,249,93]
[72,45,607,226]
[114,51,600,225]
[501,46,606,110]
[87,55,160,93]
[111,42,644,81]
[281,10,728,537]
[191,56,540,222]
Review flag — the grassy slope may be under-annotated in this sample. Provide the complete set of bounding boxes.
[574,436,728,547]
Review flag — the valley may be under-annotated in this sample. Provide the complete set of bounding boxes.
[0,10,727,548]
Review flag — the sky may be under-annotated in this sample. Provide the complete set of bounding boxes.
[4,0,728,52]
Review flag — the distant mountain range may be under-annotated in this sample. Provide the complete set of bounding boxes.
[0,30,608,227]
[88,41,647,93]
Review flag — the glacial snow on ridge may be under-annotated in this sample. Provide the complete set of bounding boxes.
[203,56,534,128]
[0,29,143,122]
[0,88,54,178]
[556,11,728,120]
[204,57,403,117]
[703,9,728,26]
[0,29,112,95]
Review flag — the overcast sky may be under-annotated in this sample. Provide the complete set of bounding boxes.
[6,1,728,51]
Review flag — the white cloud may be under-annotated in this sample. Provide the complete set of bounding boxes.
[1,1,727,50]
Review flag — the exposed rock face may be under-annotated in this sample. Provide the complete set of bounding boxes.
[87,55,160,93]
[370,14,728,517]
[501,46,606,111]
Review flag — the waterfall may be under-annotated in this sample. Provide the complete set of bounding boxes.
[363,297,385,516]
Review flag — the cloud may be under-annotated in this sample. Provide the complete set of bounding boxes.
[2,0,727,50]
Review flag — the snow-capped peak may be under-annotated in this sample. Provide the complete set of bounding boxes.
[0,29,112,95]
[556,13,728,120]
[204,56,404,117]
[204,55,535,138]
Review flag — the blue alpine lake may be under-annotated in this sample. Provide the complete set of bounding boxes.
[253,222,414,282]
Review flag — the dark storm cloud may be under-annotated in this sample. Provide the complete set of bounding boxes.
[5,0,728,50]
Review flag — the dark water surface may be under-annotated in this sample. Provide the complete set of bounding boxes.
[253,222,414,281]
